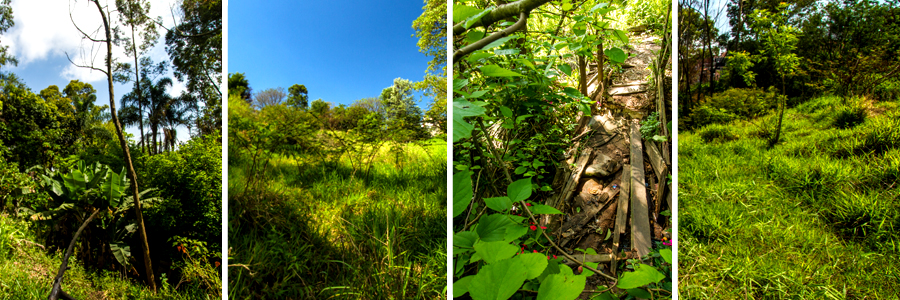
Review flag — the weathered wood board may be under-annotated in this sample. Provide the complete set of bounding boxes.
[612,164,630,275]
[629,121,652,259]
[646,141,666,179]
[550,148,592,209]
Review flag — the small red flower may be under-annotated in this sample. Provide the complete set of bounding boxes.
[525,203,532,206]
[533,250,539,253]
[529,225,537,231]
[540,226,547,230]
[553,255,558,259]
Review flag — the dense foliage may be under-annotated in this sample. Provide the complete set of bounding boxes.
[453,0,673,299]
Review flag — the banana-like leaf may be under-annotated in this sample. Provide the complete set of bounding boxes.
[110,241,132,267]
[101,168,127,208]
[62,170,87,195]
[87,165,109,190]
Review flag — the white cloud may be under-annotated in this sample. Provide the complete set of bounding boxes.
[3,0,179,83]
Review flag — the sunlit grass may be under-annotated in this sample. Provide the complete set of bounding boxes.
[228,138,447,299]
[679,95,900,299]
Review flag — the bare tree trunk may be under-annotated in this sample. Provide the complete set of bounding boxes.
[48,209,100,300]
[90,0,156,291]
[131,26,146,156]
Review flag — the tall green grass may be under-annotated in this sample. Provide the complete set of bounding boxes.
[680,95,900,299]
[0,215,209,299]
[228,138,447,299]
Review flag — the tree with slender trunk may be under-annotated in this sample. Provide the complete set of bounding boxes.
[113,0,159,156]
[68,0,156,291]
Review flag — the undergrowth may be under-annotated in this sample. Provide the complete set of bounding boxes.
[0,215,208,299]
[679,95,900,299]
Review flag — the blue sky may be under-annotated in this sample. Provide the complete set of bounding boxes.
[3,0,191,143]
[228,0,432,108]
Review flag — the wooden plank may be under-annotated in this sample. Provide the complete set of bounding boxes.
[646,141,666,179]
[611,164,630,275]
[629,121,652,259]
[550,148,592,209]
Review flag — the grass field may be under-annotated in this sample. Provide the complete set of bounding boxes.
[228,137,447,299]
[679,95,900,299]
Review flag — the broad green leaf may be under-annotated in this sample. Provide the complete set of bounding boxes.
[453,171,474,217]
[453,276,475,298]
[474,240,519,264]
[536,271,587,300]
[504,224,528,241]
[484,196,513,212]
[453,78,469,92]
[62,170,87,195]
[590,2,609,12]
[482,35,517,50]
[537,259,561,282]
[454,5,482,23]
[480,64,523,77]
[530,204,563,214]
[468,258,528,300]
[660,248,672,264]
[516,252,549,279]
[110,241,131,267]
[469,90,488,99]
[581,261,599,277]
[604,47,627,63]
[454,230,479,248]
[500,106,513,118]
[465,7,493,29]
[101,168,127,207]
[617,264,666,289]
[86,166,108,189]
[563,87,583,99]
[453,99,487,142]
[468,51,494,62]
[559,64,572,76]
[507,178,532,202]
[514,166,528,174]
[467,30,486,44]
[533,160,545,168]
[613,29,630,44]
[475,214,516,242]
[577,102,591,116]
[562,3,573,10]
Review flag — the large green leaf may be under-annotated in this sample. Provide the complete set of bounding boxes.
[613,29,630,44]
[617,264,666,289]
[474,240,519,264]
[62,170,87,195]
[453,99,487,142]
[481,35,517,51]
[504,224,528,241]
[468,258,528,300]
[484,196,513,212]
[101,168,127,208]
[604,47,627,64]
[453,171,474,217]
[465,7,493,29]
[453,78,469,92]
[480,64,523,77]
[86,165,108,189]
[454,5,482,23]
[454,230,479,248]
[536,267,587,300]
[516,252,549,279]
[475,214,516,242]
[454,275,475,298]
[530,204,564,214]
[110,241,131,267]
[660,248,672,264]
[507,178,532,202]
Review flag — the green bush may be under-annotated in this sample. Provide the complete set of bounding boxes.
[698,124,738,143]
[687,88,779,129]
[833,104,867,129]
[873,79,900,101]
[141,133,222,270]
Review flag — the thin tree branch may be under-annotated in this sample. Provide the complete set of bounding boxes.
[452,0,553,36]
[48,209,101,300]
[454,12,529,63]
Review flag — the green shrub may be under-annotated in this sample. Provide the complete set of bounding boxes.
[687,88,779,129]
[833,104,867,129]
[698,124,738,143]
[873,79,900,101]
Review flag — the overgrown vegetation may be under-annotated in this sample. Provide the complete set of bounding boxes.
[0,0,221,298]
[679,0,900,297]
[453,0,673,299]
[227,84,447,298]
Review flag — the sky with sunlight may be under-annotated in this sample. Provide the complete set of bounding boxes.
[3,0,191,143]
[228,0,432,108]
